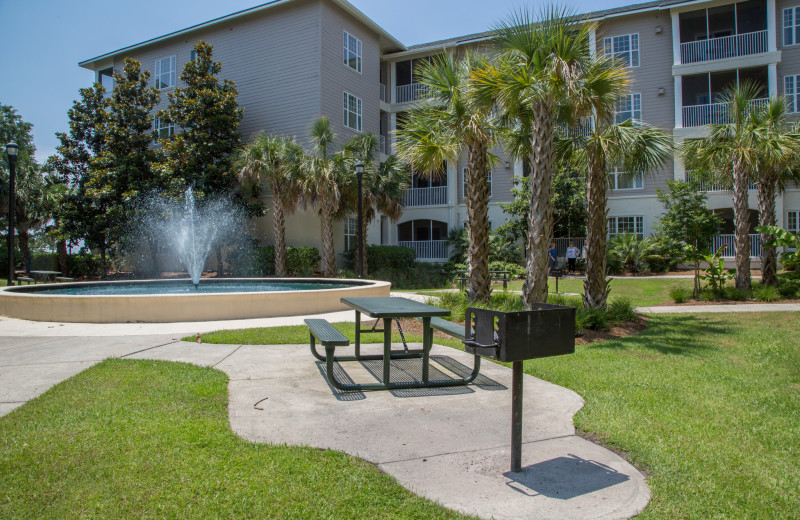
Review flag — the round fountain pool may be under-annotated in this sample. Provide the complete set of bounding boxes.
[0,278,391,323]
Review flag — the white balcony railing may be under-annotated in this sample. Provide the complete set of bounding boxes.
[682,98,768,127]
[380,83,387,102]
[556,117,594,138]
[684,172,757,191]
[711,234,762,258]
[395,83,430,103]
[680,30,767,64]
[398,240,449,259]
[402,186,448,207]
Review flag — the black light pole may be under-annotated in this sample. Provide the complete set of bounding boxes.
[355,161,365,279]
[5,143,19,286]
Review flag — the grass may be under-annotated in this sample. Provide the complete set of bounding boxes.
[188,313,800,518]
[0,359,472,519]
[503,276,695,306]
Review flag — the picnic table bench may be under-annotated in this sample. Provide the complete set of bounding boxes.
[450,270,512,291]
[15,276,34,285]
[55,276,75,282]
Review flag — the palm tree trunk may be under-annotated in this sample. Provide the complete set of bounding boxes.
[757,176,778,286]
[732,159,751,291]
[57,240,68,275]
[523,103,555,308]
[319,194,336,277]
[465,142,491,303]
[273,197,287,277]
[583,146,610,309]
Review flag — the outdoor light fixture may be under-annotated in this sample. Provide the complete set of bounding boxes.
[355,161,365,279]
[6,142,19,286]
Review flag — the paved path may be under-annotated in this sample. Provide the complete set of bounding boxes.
[0,332,650,519]
[638,303,800,313]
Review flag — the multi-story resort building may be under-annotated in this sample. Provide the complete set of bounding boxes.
[79,0,800,264]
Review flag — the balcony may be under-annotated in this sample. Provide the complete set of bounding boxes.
[395,83,430,103]
[682,98,768,127]
[398,240,448,259]
[685,172,757,191]
[680,30,767,64]
[402,186,448,207]
[711,234,762,258]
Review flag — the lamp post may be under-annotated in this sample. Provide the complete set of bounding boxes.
[355,161,365,279]
[5,142,19,286]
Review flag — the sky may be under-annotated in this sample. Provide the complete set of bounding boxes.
[0,0,633,163]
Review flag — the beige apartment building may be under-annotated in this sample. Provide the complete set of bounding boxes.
[79,0,800,263]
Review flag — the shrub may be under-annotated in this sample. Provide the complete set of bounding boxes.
[723,287,749,301]
[607,297,637,323]
[488,261,526,279]
[66,254,105,278]
[778,277,799,298]
[607,234,646,274]
[781,252,800,272]
[670,286,692,303]
[581,308,608,330]
[240,246,321,277]
[643,235,685,273]
[369,263,450,290]
[700,289,718,302]
[366,245,416,271]
[753,285,780,302]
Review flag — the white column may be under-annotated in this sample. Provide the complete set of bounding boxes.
[447,160,458,228]
[674,75,683,128]
[767,0,777,52]
[671,11,681,65]
[390,61,397,104]
[769,63,778,95]
[589,28,597,57]
[389,112,397,153]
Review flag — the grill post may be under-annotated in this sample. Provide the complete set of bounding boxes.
[511,360,523,472]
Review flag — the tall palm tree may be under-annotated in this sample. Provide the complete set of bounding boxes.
[395,52,497,303]
[472,7,594,307]
[339,133,408,275]
[299,117,340,277]
[237,132,302,276]
[683,82,765,291]
[750,97,800,286]
[560,55,672,309]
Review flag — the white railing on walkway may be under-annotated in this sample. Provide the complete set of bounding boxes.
[395,83,430,103]
[682,98,768,127]
[402,186,448,207]
[680,30,767,64]
[398,240,449,259]
[379,83,386,102]
[554,237,586,259]
[711,234,762,258]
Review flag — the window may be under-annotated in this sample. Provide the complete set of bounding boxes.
[153,117,174,141]
[154,56,176,89]
[343,31,362,73]
[783,7,800,46]
[462,168,492,198]
[788,211,800,234]
[343,92,362,131]
[785,75,800,112]
[608,168,643,190]
[344,217,358,251]
[615,94,641,123]
[604,34,639,67]
[608,216,644,238]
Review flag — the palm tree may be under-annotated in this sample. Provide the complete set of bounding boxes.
[750,97,800,286]
[299,117,340,277]
[472,7,594,307]
[395,52,497,303]
[683,82,765,291]
[339,133,408,275]
[237,132,302,276]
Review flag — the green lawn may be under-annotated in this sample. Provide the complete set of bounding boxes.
[190,313,800,519]
[0,359,472,519]
[504,276,694,306]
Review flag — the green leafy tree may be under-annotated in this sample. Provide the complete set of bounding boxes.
[157,41,243,275]
[51,84,110,260]
[395,52,497,303]
[656,181,721,296]
[88,58,160,262]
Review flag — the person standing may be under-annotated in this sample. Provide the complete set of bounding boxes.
[548,242,558,276]
[566,242,580,274]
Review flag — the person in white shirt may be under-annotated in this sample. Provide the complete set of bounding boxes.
[566,242,580,274]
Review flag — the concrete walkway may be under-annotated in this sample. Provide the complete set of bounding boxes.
[0,332,650,519]
[638,303,800,313]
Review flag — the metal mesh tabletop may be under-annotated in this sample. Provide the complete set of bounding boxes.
[340,297,451,318]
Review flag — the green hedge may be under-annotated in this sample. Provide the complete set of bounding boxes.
[366,245,416,271]
[233,246,321,277]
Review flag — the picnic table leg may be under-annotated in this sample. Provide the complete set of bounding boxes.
[422,316,431,383]
[503,279,507,290]
[354,310,361,358]
[383,317,391,385]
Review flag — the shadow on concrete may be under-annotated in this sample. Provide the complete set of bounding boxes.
[503,453,630,500]
[314,362,366,401]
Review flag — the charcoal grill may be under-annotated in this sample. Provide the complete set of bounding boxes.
[463,304,576,472]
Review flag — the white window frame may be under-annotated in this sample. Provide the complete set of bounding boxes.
[462,168,492,199]
[153,117,174,141]
[154,56,176,90]
[783,7,800,46]
[343,92,362,132]
[787,210,800,234]
[608,216,644,238]
[343,30,362,73]
[785,75,800,112]
[603,34,640,68]
[344,216,358,251]
[615,93,642,123]
[608,168,643,190]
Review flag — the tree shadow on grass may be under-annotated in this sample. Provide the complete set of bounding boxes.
[588,315,733,356]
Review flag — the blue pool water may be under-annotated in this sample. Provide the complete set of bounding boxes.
[16,279,362,296]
